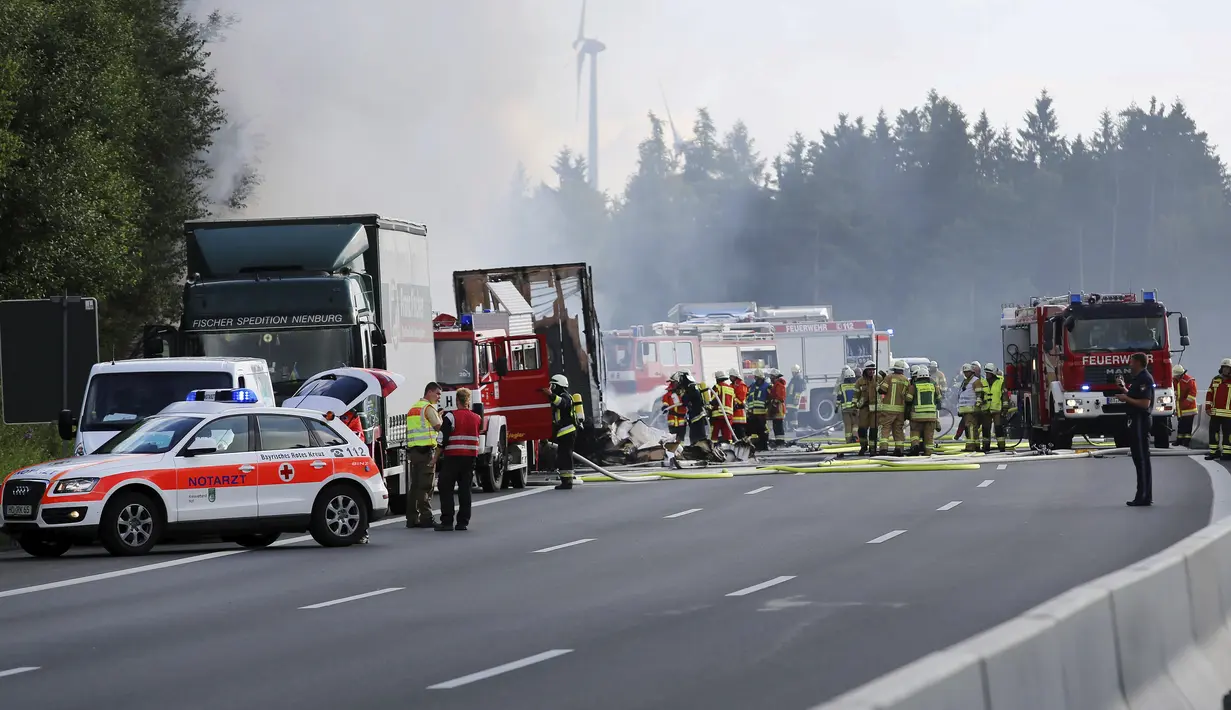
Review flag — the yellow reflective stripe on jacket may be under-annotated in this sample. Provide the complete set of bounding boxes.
[911,382,938,418]
[839,382,858,410]
[985,377,1005,413]
[553,393,578,437]
[406,399,436,447]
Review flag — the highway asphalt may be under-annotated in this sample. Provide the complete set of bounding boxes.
[0,453,1220,710]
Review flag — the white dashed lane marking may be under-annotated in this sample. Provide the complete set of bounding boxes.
[664,508,702,519]
[996,464,1007,470]
[531,539,595,554]
[937,501,962,511]
[726,576,796,597]
[867,530,907,544]
[978,479,994,487]
[745,486,773,495]
[428,650,574,689]
[300,587,403,610]
[0,667,39,679]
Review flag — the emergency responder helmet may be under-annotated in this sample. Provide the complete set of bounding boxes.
[714,370,728,381]
[728,367,741,380]
[550,374,569,388]
[961,363,974,374]
[983,362,996,374]
[891,359,906,372]
[1222,358,1231,369]
[970,361,982,373]
[1173,364,1186,377]
[916,365,930,378]
[909,365,921,378]
[792,364,802,374]
[862,360,876,371]
[930,360,938,369]
[841,366,856,379]
[753,368,765,379]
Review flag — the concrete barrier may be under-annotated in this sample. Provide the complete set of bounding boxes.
[814,489,1231,710]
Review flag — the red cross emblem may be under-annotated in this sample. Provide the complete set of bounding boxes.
[278,463,295,482]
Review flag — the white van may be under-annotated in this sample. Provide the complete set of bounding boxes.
[60,357,275,456]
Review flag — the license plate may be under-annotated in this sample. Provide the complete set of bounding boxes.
[5,505,32,517]
[1105,397,1118,406]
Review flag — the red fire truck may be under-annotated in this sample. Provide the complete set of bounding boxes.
[1000,291,1190,449]
[432,312,552,491]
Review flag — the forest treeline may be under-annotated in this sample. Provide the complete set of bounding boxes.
[509,89,1229,367]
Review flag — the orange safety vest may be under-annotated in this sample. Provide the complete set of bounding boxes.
[1175,374,1199,416]
[664,390,687,428]
[443,408,483,457]
[731,379,748,424]
[1207,376,1231,417]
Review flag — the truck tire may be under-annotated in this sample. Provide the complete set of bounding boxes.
[478,432,506,493]
[811,389,838,428]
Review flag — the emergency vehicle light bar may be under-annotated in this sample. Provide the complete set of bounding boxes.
[186,388,259,403]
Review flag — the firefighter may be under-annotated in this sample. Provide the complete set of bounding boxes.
[837,366,859,444]
[854,360,879,455]
[877,359,910,455]
[676,371,709,446]
[1172,364,1198,448]
[982,362,1009,452]
[662,377,687,443]
[541,374,581,490]
[769,368,788,445]
[906,365,939,455]
[728,368,748,440]
[1205,359,1231,460]
[956,363,983,452]
[930,360,947,394]
[709,370,735,443]
[786,364,807,429]
[745,368,771,451]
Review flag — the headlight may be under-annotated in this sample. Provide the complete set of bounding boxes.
[1160,395,1174,405]
[1065,399,1077,407]
[53,478,99,494]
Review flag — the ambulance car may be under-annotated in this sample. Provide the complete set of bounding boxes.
[2,368,402,558]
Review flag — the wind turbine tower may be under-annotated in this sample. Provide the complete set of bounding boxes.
[574,0,605,190]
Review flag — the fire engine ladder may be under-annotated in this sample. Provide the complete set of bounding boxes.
[484,280,535,336]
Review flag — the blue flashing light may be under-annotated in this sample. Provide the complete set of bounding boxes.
[185,388,259,403]
[460,313,474,332]
[1070,293,1082,304]
[231,388,259,403]
[1081,384,1090,391]
[1143,290,1155,302]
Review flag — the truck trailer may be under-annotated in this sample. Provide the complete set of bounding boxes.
[141,214,434,514]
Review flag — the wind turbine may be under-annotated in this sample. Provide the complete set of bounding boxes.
[573,0,605,191]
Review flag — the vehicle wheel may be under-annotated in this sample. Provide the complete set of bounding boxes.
[235,533,281,548]
[99,490,161,556]
[479,433,507,493]
[814,394,838,426]
[18,534,72,558]
[309,484,369,547]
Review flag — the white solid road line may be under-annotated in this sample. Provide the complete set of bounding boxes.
[299,587,403,610]
[0,667,39,679]
[0,488,551,600]
[745,486,773,495]
[937,501,962,511]
[663,508,703,519]
[531,538,595,554]
[428,649,574,690]
[996,463,1008,470]
[726,575,796,597]
[978,479,995,487]
[866,530,907,544]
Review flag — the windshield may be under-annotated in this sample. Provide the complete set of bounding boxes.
[1067,316,1166,353]
[190,329,353,401]
[604,337,634,369]
[434,339,477,387]
[95,415,203,455]
[81,371,231,431]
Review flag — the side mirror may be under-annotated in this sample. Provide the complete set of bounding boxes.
[371,327,387,346]
[57,409,77,441]
[495,356,509,377]
[1178,315,1190,338]
[181,436,218,457]
[1181,335,1191,347]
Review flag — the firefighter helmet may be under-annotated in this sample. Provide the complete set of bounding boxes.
[916,365,930,378]
[714,370,728,381]
[930,360,938,368]
[1222,358,1231,369]
[909,365,921,378]
[792,364,802,374]
[841,366,856,379]
[1173,364,1186,377]
[863,360,876,371]
[961,363,974,374]
[983,362,996,373]
[891,359,906,372]
[970,361,982,373]
[728,367,741,380]
[550,374,569,388]
[753,368,765,379]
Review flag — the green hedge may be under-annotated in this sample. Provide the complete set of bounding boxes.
[1,422,61,550]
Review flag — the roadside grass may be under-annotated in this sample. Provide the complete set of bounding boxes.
[1,423,62,549]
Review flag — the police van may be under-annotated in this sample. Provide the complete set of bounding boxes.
[60,357,276,456]
[5,368,400,558]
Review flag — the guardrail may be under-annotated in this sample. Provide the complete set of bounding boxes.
[814,496,1231,709]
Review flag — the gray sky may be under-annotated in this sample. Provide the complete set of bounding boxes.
[201,0,1231,304]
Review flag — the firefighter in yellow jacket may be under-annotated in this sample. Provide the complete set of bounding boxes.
[906,365,939,455]
[878,359,910,456]
[956,363,985,452]
[853,360,880,455]
[981,362,1010,452]
[837,366,859,444]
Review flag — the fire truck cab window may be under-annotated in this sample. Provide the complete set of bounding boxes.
[676,341,695,366]
[1068,317,1165,352]
[846,336,872,361]
[434,339,477,387]
[659,340,677,367]
[639,341,658,365]
[604,338,632,368]
[510,340,541,371]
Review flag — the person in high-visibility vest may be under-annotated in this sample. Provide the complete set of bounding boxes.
[768,369,788,445]
[1173,364,1199,448]
[877,360,910,456]
[1205,359,1231,460]
[662,379,687,443]
[837,366,859,444]
[905,365,939,455]
[786,364,807,429]
[956,363,983,452]
[745,369,771,451]
[728,368,748,440]
[853,360,879,455]
[981,362,1009,452]
[405,382,443,528]
[709,371,735,443]
[541,374,582,489]
[437,387,482,531]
